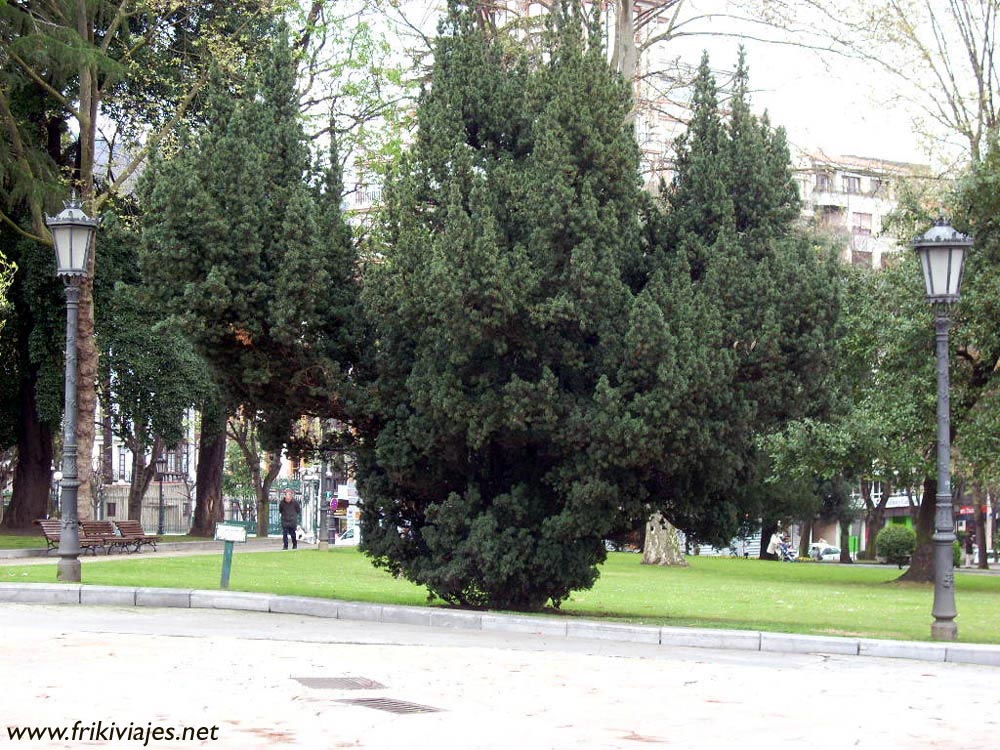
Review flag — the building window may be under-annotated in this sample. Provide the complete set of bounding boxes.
[118,446,127,481]
[852,212,873,235]
[106,502,117,517]
[815,173,832,191]
[843,175,861,194]
[851,250,874,267]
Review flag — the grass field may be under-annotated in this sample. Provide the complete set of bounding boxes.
[2,549,998,643]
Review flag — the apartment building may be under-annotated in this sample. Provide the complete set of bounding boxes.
[794,151,928,268]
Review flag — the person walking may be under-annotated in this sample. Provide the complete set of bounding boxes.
[964,532,975,568]
[279,490,302,551]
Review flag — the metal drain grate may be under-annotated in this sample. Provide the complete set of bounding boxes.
[337,698,442,714]
[293,677,386,690]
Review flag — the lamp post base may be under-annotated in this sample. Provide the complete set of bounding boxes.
[931,619,958,641]
[57,556,81,583]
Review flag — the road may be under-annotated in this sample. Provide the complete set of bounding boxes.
[1,603,997,749]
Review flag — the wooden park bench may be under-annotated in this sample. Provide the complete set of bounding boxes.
[114,519,160,552]
[80,519,140,554]
[35,519,109,555]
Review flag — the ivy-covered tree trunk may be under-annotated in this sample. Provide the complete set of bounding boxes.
[191,415,226,537]
[642,513,687,566]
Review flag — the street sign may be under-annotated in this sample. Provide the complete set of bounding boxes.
[214,524,248,589]
[215,524,248,543]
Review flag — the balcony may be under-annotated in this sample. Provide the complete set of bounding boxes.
[811,189,849,208]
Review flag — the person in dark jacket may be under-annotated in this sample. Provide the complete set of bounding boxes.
[279,490,301,550]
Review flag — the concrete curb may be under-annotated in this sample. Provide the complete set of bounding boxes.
[1,582,999,667]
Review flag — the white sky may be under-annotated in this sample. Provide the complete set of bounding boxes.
[660,5,931,167]
[728,41,925,165]
[348,1,937,170]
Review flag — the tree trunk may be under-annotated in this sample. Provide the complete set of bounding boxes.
[798,519,813,558]
[101,399,113,484]
[255,452,281,538]
[73,7,100,520]
[974,485,988,570]
[839,518,853,563]
[641,513,687,566]
[127,437,161,521]
[760,520,778,560]
[2,370,54,528]
[190,415,226,537]
[898,477,936,583]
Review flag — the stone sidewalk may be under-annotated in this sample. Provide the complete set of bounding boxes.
[1,580,998,667]
[3,603,998,750]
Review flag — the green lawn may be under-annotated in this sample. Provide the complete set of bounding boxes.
[0,532,50,549]
[2,549,998,644]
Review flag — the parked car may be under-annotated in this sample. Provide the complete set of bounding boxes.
[810,543,845,562]
[336,527,360,546]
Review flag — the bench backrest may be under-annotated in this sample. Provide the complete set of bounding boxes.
[35,519,62,539]
[116,519,153,536]
[80,520,117,538]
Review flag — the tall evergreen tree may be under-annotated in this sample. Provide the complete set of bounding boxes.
[142,26,359,534]
[359,1,645,610]
[643,51,841,544]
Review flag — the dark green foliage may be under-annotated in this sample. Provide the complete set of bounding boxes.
[95,207,210,453]
[876,524,916,568]
[359,1,641,610]
[647,50,841,540]
[141,25,359,452]
[358,10,840,609]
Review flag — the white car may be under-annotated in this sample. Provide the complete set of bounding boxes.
[336,527,361,546]
[810,544,845,562]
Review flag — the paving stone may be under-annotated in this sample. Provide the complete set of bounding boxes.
[337,601,384,622]
[858,639,946,662]
[0,583,80,604]
[80,585,136,606]
[760,632,859,656]
[380,606,433,627]
[190,590,270,612]
[135,587,192,608]
[268,596,339,619]
[429,610,483,630]
[659,626,761,651]
[946,644,1000,667]
[482,614,568,637]
[566,621,660,644]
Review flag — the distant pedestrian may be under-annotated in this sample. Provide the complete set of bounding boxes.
[279,490,301,551]
[767,530,782,559]
[964,533,975,568]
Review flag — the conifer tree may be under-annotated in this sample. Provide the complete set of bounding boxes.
[142,26,359,533]
[647,51,841,542]
[359,1,645,610]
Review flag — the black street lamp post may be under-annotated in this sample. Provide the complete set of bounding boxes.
[155,456,168,536]
[913,217,972,641]
[47,195,98,583]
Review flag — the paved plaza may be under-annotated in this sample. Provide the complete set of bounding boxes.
[2,603,998,749]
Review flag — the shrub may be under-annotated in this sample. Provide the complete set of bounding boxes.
[876,525,916,568]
